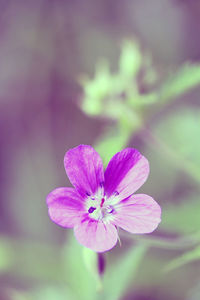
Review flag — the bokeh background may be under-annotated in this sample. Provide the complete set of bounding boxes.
[1,1,200,299]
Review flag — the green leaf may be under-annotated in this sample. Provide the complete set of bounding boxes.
[63,233,98,300]
[80,39,144,118]
[102,243,147,300]
[119,40,142,78]
[165,245,200,272]
[160,63,200,101]
[32,286,75,300]
[160,194,200,234]
[80,61,111,116]
[153,108,200,182]
[4,289,32,300]
[94,104,141,165]
[94,127,131,166]
[0,238,13,273]
[83,247,102,290]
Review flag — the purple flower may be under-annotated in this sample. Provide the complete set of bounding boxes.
[46,145,161,252]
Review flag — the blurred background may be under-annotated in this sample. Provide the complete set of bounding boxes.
[1,0,200,299]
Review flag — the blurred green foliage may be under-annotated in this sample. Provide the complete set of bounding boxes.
[119,40,142,78]
[79,38,200,296]
[160,63,200,102]
[80,39,200,172]
[161,194,200,234]
[2,37,200,300]
[0,238,13,273]
[165,245,200,273]
[102,243,146,300]
[153,108,200,182]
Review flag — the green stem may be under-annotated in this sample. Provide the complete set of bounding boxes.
[120,231,200,250]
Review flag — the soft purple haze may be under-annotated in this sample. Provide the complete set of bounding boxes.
[1,1,200,299]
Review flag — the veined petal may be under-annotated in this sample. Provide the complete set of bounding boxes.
[114,194,161,234]
[104,148,149,200]
[46,187,83,228]
[64,145,104,198]
[74,218,118,252]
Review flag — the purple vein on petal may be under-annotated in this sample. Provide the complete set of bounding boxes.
[64,145,104,198]
[104,148,149,200]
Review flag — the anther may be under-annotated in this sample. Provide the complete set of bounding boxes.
[88,207,96,214]
[106,205,114,214]
[100,198,105,208]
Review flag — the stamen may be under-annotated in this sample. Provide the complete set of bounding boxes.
[113,191,119,196]
[100,198,105,208]
[88,207,96,214]
[106,205,114,214]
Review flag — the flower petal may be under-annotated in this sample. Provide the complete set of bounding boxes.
[46,187,83,228]
[114,194,161,234]
[74,218,118,252]
[64,145,104,198]
[104,148,149,200]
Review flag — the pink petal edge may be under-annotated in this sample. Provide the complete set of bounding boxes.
[64,145,104,198]
[114,194,161,234]
[74,218,118,252]
[46,187,84,228]
[104,148,149,200]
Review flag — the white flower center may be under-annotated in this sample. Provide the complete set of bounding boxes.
[85,186,119,222]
